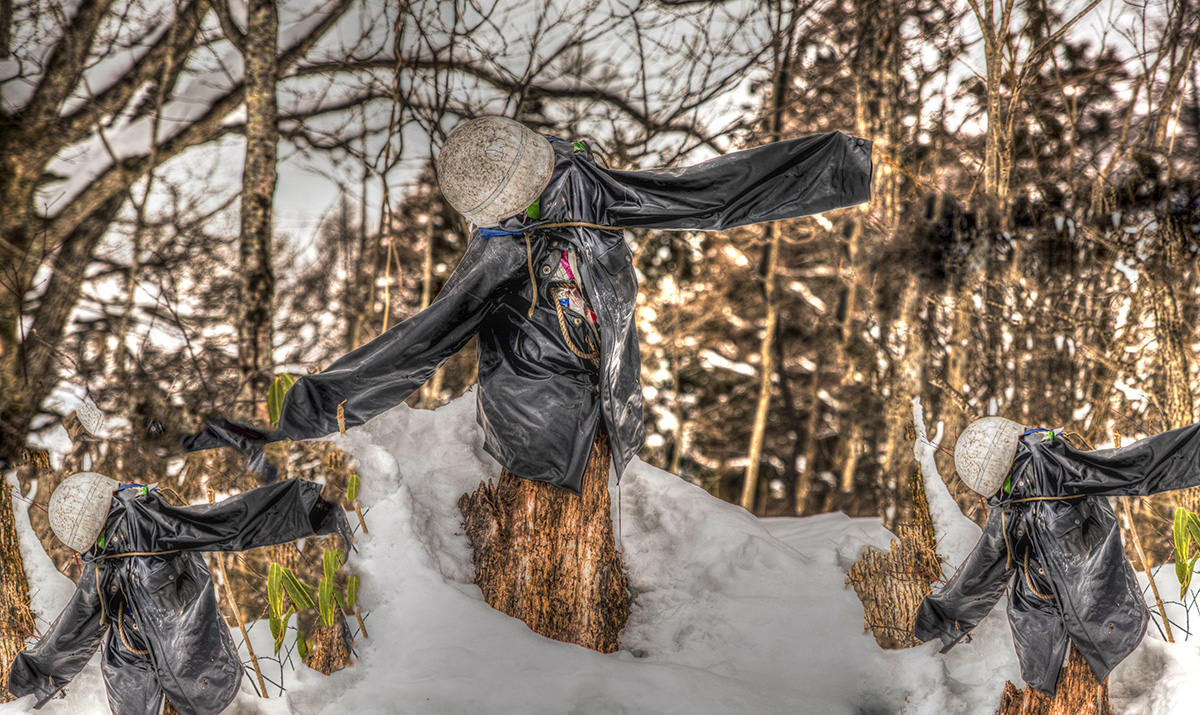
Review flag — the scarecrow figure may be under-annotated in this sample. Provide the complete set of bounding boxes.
[914,417,1200,694]
[7,472,352,715]
[184,115,872,650]
[186,116,874,493]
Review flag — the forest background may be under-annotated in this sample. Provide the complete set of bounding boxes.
[0,0,1198,693]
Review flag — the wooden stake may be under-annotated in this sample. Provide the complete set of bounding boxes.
[207,487,270,698]
[353,503,368,534]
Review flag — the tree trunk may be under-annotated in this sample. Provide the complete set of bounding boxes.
[0,468,35,703]
[1150,217,1198,514]
[939,232,987,487]
[458,431,628,653]
[743,220,782,513]
[236,0,279,420]
[794,363,822,515]
[999,644,1110,715]
[880,271,926,527]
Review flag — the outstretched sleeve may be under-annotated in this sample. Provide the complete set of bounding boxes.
[597,131,873,231]
[148,479,351,553]
[182,232,528,468]
[913,507,1012,652]
[1051,423,1200,497]
[278,232,528,440]
[7,566,105,708]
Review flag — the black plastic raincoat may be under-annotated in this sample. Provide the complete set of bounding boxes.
[7,479,350,715]
[186,131,873,493]
[914,425,1200,694]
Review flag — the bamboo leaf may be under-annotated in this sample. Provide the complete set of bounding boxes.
[268,610,282,643]
[266,373,297,427]
[268,563,285,619]
[346,576,359,608]
[1184,553,1200,598]
[273,609,293,655]
[296,634,309,660]
[319,577,337,627]
[280,566,316,611]
[1174,509,1189,569]
[1186,510,1200,549]
[323,548,343,584]
[348,472,360,502]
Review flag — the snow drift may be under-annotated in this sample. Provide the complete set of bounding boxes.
[5,391,1200,714]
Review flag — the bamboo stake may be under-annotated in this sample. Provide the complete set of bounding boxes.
[1113,432,1174,643]
[353,503,368,535]
[354,610,369,639]
[207,487,271,696]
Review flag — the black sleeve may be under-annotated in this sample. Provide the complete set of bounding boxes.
[597,131,872,231]
[148,479,350,553]
[913,507,1012,652]
[276,231,527,440]
[7,565,106,708]
[1052,423,1200,497]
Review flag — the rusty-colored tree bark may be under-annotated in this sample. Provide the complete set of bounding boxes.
[458,431,628,653]
[846,468,939,649]
[1000,645,1109,715]
[0,473,35,703]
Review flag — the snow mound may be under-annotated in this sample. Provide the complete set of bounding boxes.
[4,391,1200,714]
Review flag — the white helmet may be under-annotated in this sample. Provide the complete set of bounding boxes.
[954,417,1025,496]
[48,472,118,552]
[436,116,555,228]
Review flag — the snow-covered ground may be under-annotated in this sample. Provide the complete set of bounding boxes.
[6,391,1200,714]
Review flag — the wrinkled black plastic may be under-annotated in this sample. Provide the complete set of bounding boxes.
[7,479,350,715]
[914,424,1200,694]
[186,131,873,493]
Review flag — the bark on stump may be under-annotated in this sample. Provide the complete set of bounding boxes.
[305,619,353,675]
[1000,644,1110,715]
[845,468,940,649]
[0,477,35,703]
[458,431,629,653]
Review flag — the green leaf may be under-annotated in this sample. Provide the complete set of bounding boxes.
[1175,509,1189,563]
[280,566,316,611]
[268,563,285,620]
[319,577,337,627]
[268,609,282,643]
[1184,552,1200,598]
[1186,510,1200,549]
[323,548,343,584]
[348,472,360,502]
[267,373,297,427]
[346,576,359,608]
[296,634,310,660]
[273,609,293,655]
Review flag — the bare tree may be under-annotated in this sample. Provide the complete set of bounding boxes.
[236,0,280,420]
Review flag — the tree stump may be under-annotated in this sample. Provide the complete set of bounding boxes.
[305,619,353,675]
[458,430,629,652]
[845,468,941,648]
[1,462,37,703]
[1000,644,1110,715]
